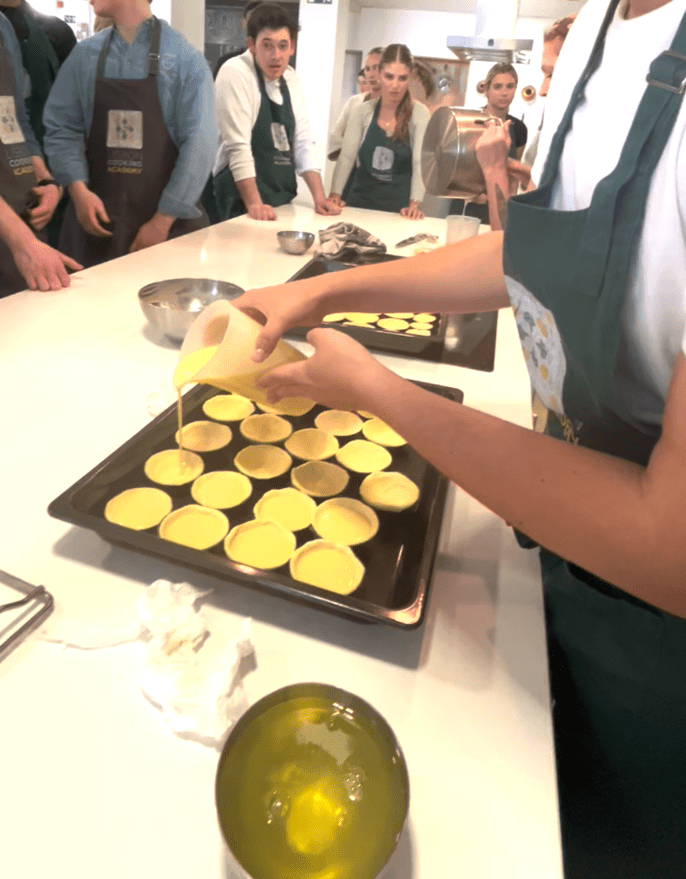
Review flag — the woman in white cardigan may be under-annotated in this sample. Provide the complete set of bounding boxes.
[329,44,430,220]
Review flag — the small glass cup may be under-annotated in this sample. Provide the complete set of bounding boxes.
[445,214,481,245]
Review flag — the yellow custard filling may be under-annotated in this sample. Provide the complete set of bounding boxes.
[312,498,379,546]
[158,504,229,549]
[335,440,392,474]
[225,519,296,569]
[191,471,252,509]
[253,488,316,531]
[361,417,406,448]
[104,487,172,530]
[202,394,255,422]
[144,449,204,485]
[290,541,364,595]
[359,471,420,512]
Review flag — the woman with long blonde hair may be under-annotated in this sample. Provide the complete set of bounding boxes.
[329,44,429,219]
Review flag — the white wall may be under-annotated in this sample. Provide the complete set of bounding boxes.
[342,8,549,129]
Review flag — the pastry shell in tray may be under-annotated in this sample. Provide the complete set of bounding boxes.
[47,381,462,628]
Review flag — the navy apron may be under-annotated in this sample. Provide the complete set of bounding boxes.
[213,63,297,220]
[0,28,38,296]
[59,17,207,268]
[343,101,412,213]
[502,1,686,875]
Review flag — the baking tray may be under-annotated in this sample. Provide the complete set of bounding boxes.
[47,380,462,628]
[285,254,498,372]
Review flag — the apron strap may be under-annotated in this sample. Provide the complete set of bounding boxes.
[573,7,686,297]
[538,0,622,191]
[95,16,161,80]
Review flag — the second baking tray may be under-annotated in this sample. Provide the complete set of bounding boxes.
[285,255,498,371]
[48,381,462,628]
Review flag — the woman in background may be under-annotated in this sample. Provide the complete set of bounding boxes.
[329,44,430,220]
[453,61,528,224]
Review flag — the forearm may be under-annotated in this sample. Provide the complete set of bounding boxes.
[235,177,264,210]
[0,197,32,251]
[301,170,326,204]
[315,231,509,315]
[363,363,686,617]
[482,167,511,232]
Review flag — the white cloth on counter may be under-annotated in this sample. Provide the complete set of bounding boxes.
[314,222,387,260]
[41,579,255,748]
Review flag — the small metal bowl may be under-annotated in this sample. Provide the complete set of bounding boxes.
[277,230,315,255]
[138,278,244,342]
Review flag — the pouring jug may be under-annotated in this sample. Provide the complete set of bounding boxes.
[175,300,308,407]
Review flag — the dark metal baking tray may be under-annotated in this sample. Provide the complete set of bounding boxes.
[285,254,498,372]
[47,381,462,628]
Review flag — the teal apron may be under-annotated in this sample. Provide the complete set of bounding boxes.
[213,64,296,220]
[502,1,686,875]
[344,101,412,213]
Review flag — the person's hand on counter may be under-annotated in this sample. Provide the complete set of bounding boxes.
[327,192,345,209]
[69,181,113,237]
[258,328,383,411]
[6,223,82,291]
[129,213,175,252]
[400,200,424,220]
[314,195,343,216]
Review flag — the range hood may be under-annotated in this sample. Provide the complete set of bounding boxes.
[448,0,533,63]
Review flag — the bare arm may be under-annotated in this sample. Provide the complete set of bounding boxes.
[235,177,276,221]
[259,329,686,619]
[234,231,510,360]
[301,170,342,216]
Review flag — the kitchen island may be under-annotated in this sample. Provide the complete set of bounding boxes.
[0,205,562,878]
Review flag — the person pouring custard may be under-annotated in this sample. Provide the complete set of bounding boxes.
[232,0,686,876]
[328,44,430,220]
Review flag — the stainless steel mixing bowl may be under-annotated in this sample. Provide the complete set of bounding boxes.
[138,278,244,342]
[277,230,315,255]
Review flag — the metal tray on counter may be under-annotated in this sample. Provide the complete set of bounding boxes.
[48,381,462,628]
[285,254,498,372]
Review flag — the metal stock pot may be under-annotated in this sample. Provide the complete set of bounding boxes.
[421,107,493,199]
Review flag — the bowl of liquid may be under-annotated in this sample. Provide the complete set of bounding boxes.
[215,683,409,879]
[138,277,244,342]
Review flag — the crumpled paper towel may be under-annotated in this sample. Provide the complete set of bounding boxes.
[41,579,254,748]
[139,580,254,747]
[314,222,387,260]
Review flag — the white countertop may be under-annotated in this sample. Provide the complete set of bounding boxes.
[0,205,562,879]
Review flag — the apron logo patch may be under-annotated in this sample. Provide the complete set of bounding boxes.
[505,275,568,418]
[0,96,25,146]
[372,145,394,173]
[107,110,143,150]
[271,122,290,154]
